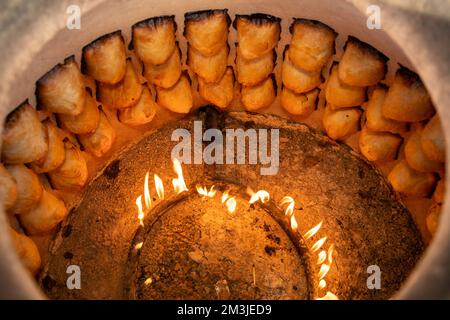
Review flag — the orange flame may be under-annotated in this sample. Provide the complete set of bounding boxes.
[172,158,188,194]
[317,250,327,265]
[304,221,323,240]
[197,185,216,198]
[154,174,164,200]
[221,190,230,203]
[144,277,153,286]
[327,244,334,265]
[144,172,151,209]
[318,263,331,280]
[317,291,338,300]
[135,196,144,227]
[135,241,143,250]
[225,197,237,214]
[290,214,298,231]
[280,196,295,216]
[311,237,327,253]
[318,279,326,289]
[248,188,270,204]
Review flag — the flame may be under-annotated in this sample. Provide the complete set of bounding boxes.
[135,242,143,250]
[225,197,237,214]
[280,196,295,216]
[172,158,188,194]
[311,237,327,253]
[248,188,270,204]
[144,277,153,286]
[317,250,327,265]
[318,279,326,289]
[154,174,164,200]
[290,214,298,231]
[304,221,323,240]
[144,172,151,209]
[221,190,230,203]
[318,263,331,280]
[327,244,334,265]
[197,185,216,198]
[135,196,144,227]
[317,291,338,300]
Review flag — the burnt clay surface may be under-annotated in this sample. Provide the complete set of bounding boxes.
[39,109,423,300]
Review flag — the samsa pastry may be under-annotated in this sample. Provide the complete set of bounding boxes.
[241,75,276,111]
[1,101,48,164]
[119,86,157,126]
[359,127,402,162]
[198,66,235,109]
[97,59,143,109]
[421,115,445,163]
[131,15,177,65]
[236,47,275,86]
[156,73,193,114]
[338,36,388,87]
[36,56,85,115]
[184,9,230,56]
[82,31,127,84]
[381,67,435,122]
[388,160,437,197]
[426,203,441,236]
[0,164,17,211]
[143,45,182,88]
[79,109,116,158]
[365,85,407,134]
[325,64,366,109]
[58,88,100,134]
[289,19,337,72]
[19,187,68,235]
[6,164,42,214]
[405,128,443,173]
[188,44,229,83]
[280,87,318,117]
[281,47,322,94]
[233,14,281,60]
[30,121,65,173]
[48,140,88,191]
[9,227,41,275]
[323,106,361,141]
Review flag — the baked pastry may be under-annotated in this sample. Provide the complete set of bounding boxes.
[325,64,366,109]
[236,47,275,86]
[198,66,235,109]
[5,164,42,214]
[81,30,127,84]
[323,105,361,141]
[280,87,318,117]
[30,120,65,173]
[187,44,229,83]
[381,66,435,122]
[421,115,445,163]
[0,164,17,211]
[79,109,116,158]
[426,203,441,236]
[118,85,157,126]
[359,127,402,162]
[156,72,193,113]
[241,75,276,111]
[143,44,182,88]
[388,160,437,197]
[405,127,443,173]
[9,227,41,275]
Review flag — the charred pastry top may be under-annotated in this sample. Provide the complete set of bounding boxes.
[345,36,389,62]
[184,8,231,24]
[233,13,281,29]
[81,30,124,73]
[4,100,31,128]
[289,18,337,36]
[129,15,177,50]
[397,64,423,86]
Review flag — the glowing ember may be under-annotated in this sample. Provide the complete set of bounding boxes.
[225,197,237,214]
[196,185,216,198]
[172,158,188,194]
[317,250,327,265]
[144,172,151,209]
[317,291,338,300]
[248,188,270,204]
[134,242,143,250]
[304,221,323,240]
[311,237,327,253]
[135,195,144,227]
[154,174,164,200]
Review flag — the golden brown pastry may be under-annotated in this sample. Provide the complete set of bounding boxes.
[48,140,88,190]
[79,109,116,158]
[0,164,17,211]
[6,164,42,214]
[388,160,437,197]
[198,66,235,109]
[9,227,41,275]
[131,15,177,65]
[58,88,100,134]
[289,19,337,72]
[280,87,318,117]
[338,36,388,87]
[381,67,435,122]
[365,85,407,134]
[81,31,127,84]
[426,203,441,236]
[188,44,229,83]
[236,47,275,86]
[36,56,85,115]
[359,127,402,162]
[405,128,443,173]
[142,45,182,89]
[281,47,322,94]
[184,9,230,56]
[19,187,68,235]
[30,121,65,173]
[233,14,281,60]
[241,75,276,111]
[433,179,445,204]
[97,59,143,109]
[1,101,48,164]
[118,85,157,126]
[156,73,193,114]
[322,106,361,141]
[325,64,366,109]
[421,115,445,163]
